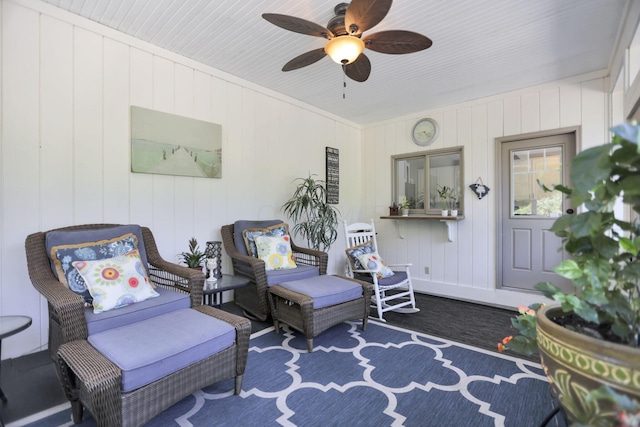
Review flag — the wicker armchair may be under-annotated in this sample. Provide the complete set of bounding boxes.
[25,224,251,427]
[221,221,328,321]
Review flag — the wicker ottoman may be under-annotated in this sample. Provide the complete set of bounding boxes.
[267,275,373,352]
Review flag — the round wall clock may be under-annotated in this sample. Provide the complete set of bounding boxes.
[412,118,439,146]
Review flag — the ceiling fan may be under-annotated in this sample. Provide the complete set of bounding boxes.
[263,0,432,82]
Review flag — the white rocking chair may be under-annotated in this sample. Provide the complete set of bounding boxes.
[343,219,419,322]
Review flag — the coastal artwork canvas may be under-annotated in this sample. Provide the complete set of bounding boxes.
[131,106,222,178]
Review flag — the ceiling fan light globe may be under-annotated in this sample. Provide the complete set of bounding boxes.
[324,36,365,65]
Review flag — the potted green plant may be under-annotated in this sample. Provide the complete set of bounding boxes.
[399,196,410,216]
[179,237,206,269]
[436,185,452,216]
[281,174,340,251]
[499,122,640,425]
[448,189,459,217]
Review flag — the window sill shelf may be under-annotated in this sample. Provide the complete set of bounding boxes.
[380,215,464,221]
[380,215,464,241]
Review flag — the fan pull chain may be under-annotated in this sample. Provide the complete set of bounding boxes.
[342,65,347,99]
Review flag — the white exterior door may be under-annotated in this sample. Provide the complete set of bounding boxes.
[499,132,575,292]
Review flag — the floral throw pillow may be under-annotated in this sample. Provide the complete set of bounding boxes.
[73,250,159,314]
[356,252,395,280]
[242,223,290,258]
[345,240,375,271]
[255,235,297,271]
[51,233,141,306]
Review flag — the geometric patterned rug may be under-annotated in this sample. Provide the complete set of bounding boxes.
[21,321,565,427]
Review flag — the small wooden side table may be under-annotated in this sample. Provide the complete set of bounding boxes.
[203,274,250,309]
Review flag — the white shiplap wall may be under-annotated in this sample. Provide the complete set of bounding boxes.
[355,74,610,309]
[0,0,362,359]
[0,0,617,360]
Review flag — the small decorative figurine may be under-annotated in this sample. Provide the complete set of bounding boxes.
[206,257,218,281]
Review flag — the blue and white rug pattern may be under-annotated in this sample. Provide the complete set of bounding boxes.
[152,321,556,427]
[23,321,561,427]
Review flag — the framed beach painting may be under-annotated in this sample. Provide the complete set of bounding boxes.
[131,106,222,178]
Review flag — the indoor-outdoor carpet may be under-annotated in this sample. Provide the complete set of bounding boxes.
[380,293,534,361]
[21,321,565,427]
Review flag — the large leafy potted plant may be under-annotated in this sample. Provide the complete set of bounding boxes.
[499,122,640,425]
[281,174,340,251]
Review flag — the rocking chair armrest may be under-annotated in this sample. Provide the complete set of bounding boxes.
[386,263,412,269]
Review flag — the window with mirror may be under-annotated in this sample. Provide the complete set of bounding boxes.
[392,147,464,215]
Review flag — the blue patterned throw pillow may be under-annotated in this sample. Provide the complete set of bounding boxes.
[50,233,141,306]
[345,240,375,271]
[242,223,291,258]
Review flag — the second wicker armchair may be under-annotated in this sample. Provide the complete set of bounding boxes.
[221,220,328,321]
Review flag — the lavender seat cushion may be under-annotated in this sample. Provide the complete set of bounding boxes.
[278,275,363,309]
[354,271,408,286]
[85,287,190,335]
[265,265,319,286]
[88,308,235,392]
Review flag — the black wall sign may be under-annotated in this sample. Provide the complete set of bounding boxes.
[326,147,339,204]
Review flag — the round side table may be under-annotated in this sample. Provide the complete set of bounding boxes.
[0,315,32,427]
[0,316,32,402]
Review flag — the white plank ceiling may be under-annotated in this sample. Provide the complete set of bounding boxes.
[39,0,630,124]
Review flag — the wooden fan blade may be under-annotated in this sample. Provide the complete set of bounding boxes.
[343,53,371,82]
[345,0,392,36]
[282,48,327,71]
[363,30,433,54]
[263,13,333,38]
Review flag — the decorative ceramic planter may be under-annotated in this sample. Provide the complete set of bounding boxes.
[450,209,458,217]
[536,305,640,425]
[441,209,448,217]
[401,209,409,217]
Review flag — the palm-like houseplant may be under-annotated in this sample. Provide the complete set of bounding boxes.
[499,122,640,425]
[179,237,206,268]
[281,174,340,251]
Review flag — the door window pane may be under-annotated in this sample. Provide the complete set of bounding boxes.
[511,147,562,217]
